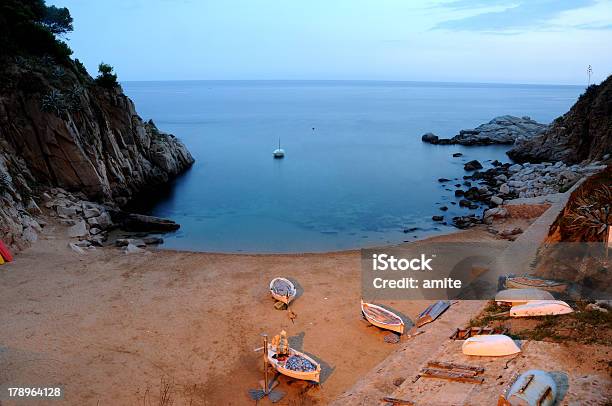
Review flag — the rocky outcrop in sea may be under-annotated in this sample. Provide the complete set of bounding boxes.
[508,75,612,164]
[421,115,547,146]
[0,55,194,251]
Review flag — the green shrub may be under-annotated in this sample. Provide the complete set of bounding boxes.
[94,62,119,89]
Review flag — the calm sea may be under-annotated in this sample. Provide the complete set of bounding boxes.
[122,80,583,253]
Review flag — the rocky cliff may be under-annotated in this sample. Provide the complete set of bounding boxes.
[508,75,612,164]
[0,56,194,250]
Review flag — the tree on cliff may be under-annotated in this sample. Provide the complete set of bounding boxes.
[95,63,119,89]
[0,0,73,59]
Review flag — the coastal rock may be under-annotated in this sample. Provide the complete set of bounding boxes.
[421,133,439,143]
[452,152,463,157]
[432,215,444,222]
[464,160,483,171]
[508,74,612,164]
[490,196,503,205]
[111,211,180,232]
[0,55,195,251]
[68,220,88,238]
[421,115,547,146]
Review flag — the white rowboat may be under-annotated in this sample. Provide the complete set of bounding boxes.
[361,300,405,334]
[269,277,297,304]
[510,300,573,317]
[462,334,521,357]
[495,288,555,305]
[267,345,321,383]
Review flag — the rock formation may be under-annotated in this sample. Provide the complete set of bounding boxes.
[421,115,547,146]
[508,75,612,164]
[0,55,194,250]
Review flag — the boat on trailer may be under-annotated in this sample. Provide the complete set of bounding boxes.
[269,277,297,304]
[361,300,405,334]
[510,300,573,317]
[267,345,321,383]
[505,275,568,293]
[462,334,521,357]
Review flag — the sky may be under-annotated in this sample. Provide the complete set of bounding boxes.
[49,0,612,84]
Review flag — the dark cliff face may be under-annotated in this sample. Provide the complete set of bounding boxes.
[508,75,612,164]
[0,56,194,249]
[0,56,194,205]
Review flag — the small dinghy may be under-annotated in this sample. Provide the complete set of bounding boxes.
[361,300,405,334]
[495,288,555,305]
[510,300,573,317]
[267,345,321,383]
[462,334,521,357]
[505,275,567,293]
[499,369,557,406]
[269,277,297,304]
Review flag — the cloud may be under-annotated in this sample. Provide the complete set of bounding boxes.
[434,0,596,32]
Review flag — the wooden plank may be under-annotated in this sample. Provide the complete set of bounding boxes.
[381,396,415,405]
[426,361,485,374]
[420,368,484,384]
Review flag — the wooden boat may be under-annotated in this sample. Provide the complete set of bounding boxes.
[495,288,554,305]
[267,345,321,383]
[462,335,521,357]
[510,300,573,317]
[361,300,405,334]
[0,239,13,262]
[505,275,567,293]
[269,277,297,304]
[498,369,557,406]
[416,300,450,327]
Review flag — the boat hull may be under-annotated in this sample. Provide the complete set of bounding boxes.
[462,334,521,357]
[505,276,567,293]
[269,277,297,304]
[510,300,573,317]
[267,346,321,383]
[361,300,405,334]
[495,288,555,305]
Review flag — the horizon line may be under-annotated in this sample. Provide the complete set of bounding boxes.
[118,78,587,87]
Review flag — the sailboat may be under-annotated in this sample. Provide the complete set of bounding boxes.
[273,138,285,158]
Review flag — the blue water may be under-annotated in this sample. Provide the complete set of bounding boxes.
[122,81,583,253]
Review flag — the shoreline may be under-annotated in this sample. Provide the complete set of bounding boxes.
[0,204,528,405]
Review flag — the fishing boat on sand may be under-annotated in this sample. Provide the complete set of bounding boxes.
[505,275,568,293]
[269,277,297,304]
[510,300,573,317]
[267,345,321,383]
[361,300,405,334]
[462,334,521,357]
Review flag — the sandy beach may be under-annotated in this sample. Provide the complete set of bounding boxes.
[0,218,504,405]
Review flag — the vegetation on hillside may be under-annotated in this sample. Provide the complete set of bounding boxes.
[0,0,73,60]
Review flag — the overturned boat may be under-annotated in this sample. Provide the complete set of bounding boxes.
[499,369,557,406]
[267,346,321,383]
[269,277,297,304]
[462,334,521,357]
[416,300,450,327]
[505,275,568,293]
[361,300,405,334]
[510,300,573,317]
[495,288,555,305]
